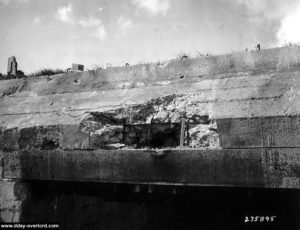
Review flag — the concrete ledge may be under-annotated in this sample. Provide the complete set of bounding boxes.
[3,149,300,189]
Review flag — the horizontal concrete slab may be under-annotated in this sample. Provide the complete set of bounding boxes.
[2,116,300,152]
[3,149,300,189]
[1,68,300,129]
[0,71,287,116]
[2,46,298,96]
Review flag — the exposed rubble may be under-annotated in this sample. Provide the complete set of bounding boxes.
[79,94,219,149]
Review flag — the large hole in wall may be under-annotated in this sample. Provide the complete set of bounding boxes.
[124,123,180,148]
[82,116,219,150]
[122,119,219,149]
[81,95,220,150]
[41,138,59,150]
[150,123,180,148]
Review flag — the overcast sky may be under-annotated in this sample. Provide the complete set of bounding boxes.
[1,0,300,74]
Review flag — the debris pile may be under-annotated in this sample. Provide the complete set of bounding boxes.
[79,94,219,149]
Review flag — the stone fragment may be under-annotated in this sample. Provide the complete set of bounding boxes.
[109,130,116,136]
[109,136,120,143]
[134,126,143,131]
[105,143,126,149]
[118,133,123,140]
[188,123,219,149]
[104,134,110,142]
[129,132,136,137]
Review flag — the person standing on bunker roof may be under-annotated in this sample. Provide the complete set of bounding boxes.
[257,43,261,51]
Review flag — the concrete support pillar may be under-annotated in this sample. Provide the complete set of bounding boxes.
[0,180,29,222]
[0,151,29,222]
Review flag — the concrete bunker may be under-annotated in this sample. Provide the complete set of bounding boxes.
[2,46,300,229]
[81,96,219,150]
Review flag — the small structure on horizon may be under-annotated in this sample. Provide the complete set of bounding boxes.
[7,56,18,76]
[72,63,84,72]
[256,43,261,51]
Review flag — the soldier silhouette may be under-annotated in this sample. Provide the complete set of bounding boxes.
[256,44,261,51]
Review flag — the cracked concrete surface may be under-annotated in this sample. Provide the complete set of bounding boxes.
[1,46,300,224]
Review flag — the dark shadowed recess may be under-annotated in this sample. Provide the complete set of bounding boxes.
[21,180,300,230]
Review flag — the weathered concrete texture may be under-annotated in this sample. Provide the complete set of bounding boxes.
[0,93,220,150]
[1,46,300,227]
[0,125,90,151]
[22,192,151,229]
[2,180,297,229]
[3,149,300,189]
[3,114,300,150]
[217,116,300,148]
[0,151,3,178]
[1,128,19,151]
[0,71,295,126]
[0,180,29,222]
[1,46,300,130]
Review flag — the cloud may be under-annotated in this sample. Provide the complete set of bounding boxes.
[33,16,41,24]
[233,0,267,13]
[236,0,300,45]
[117,16,133,37]
[225,0,276,20]
[78,17,102,28]
[277,3,300,45]
[226,0,296,20]
[131,0,170,16]
[77,16,107,40]
[225,0,300,46]
[0,0,29,5]
[0,0,10,4]
[117,16,133,31]
[56,4,105,39]
[55,4,74,23]
[93,25,107,40]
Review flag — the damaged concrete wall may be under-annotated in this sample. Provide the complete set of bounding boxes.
[0,94,220,151]
[1,46,300,226]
